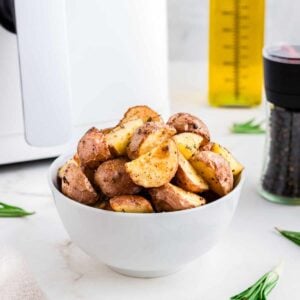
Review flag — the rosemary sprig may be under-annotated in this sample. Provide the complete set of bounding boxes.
[230,118,265,134]
[0,202,35,217]
[275,227,300,246]
[230,263,283,300]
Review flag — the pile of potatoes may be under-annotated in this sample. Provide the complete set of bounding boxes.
[58,106,243,213]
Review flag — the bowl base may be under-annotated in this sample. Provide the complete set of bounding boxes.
[108,265,182,278]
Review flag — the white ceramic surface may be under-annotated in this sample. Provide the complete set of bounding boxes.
[48,153,244,278]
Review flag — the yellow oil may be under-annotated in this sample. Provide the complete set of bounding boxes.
[208,0,265,107]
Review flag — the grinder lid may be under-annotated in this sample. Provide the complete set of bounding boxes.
[264,45,300,110]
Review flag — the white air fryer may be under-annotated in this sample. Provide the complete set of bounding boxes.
[0,0,169,164]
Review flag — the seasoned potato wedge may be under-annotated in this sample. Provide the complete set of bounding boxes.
[105,119,144,156]
[58,158,78,179]
[200,142,213,151]
[127,122,176,160]
[109,195,153,213]
[167,113,210,143]
[173,132,204,160]
[94,158,141,197]
[77,127,111,169]
[211,143,244,176]
[59,159,99,205]
[125,139,178,188]
[119,105,163,124]
[149,183,206,212]
[175,152,209,193]
[71,153,96,184]
[101,127,113,134]
[189,151,233,196]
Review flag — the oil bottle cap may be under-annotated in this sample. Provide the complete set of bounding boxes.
[263,45,300,110]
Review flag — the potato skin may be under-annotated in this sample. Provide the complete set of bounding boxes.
[149,183,206,212]
[125,139,179,188]
[120,105,163,124]
[189,151,233,196]
[167,113,210,143]
[200,142,213,151]
[175,152,209,193]
[127,122,176,160]
[59,160,99,205]
[211,143,244,176]
[71,153,97,184]
[109,195,154,213]
[94,158,142,197]
[77,127,111,169]
[58,158,76,179]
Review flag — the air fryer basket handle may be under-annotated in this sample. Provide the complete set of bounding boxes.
[14,0,72,146]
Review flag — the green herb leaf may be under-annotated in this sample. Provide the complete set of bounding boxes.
[275,227,300,246]
[230,119,266,134]
[230,263,283,300]
[0,202,35,218]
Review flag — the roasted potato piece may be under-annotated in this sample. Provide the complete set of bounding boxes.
[77,127,111,169]
[167,113,210,143]
[105,119,144,156]
[59,159,99,205]
[58,158,77,179]
[175,152,209,193]
[127,122,176,160]
[101,127,113,134]
[71,153,97,184]
[149,183,206,212]
[211,143,244,176]
[81,165,97,185]
[119,105,163,124]
[200,142,213,151]
[125,139,179,188]
[94,158,142,197]
[109,195,153,213]
[189,151,233,196]
[173,132,204,160]
[73,153,81,165]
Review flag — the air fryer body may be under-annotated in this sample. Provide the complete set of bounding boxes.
[0,0,169,164]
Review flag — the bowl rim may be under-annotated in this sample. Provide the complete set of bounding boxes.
[48,152,245,218]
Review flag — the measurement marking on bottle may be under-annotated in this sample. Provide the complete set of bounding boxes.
[223,45,234,49]
[223,61,235,66]
[222,28,234,33]
[222,11,234,15]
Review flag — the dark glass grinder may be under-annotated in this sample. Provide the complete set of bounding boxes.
[260,45,300,204]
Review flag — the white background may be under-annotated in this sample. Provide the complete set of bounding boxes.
[168,0,300,61]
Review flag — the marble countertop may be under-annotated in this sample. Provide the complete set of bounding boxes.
[1,63,300,299]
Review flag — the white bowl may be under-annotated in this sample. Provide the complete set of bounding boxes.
[48,153,244,278]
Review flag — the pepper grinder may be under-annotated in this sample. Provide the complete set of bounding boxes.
[260,45,300,205]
